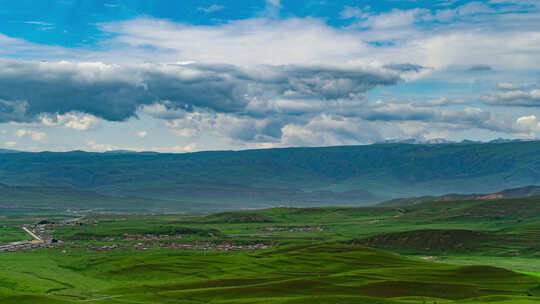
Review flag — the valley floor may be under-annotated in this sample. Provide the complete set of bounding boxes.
[0,196,539,303]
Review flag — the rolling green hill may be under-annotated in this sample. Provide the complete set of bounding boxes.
[0,194,539,303]
[0,142,540,208]
[380,185,540,206]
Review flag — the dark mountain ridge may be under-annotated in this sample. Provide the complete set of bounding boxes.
[0,141,539,206]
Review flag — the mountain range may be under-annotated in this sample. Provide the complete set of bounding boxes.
[0,141,539,209]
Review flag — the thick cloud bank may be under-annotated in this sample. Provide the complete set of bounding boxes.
[0,59,400,122]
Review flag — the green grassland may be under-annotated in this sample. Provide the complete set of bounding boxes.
[1,245,539,304]
[0,196,539,303]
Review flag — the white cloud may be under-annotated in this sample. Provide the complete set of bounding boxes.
[14,129,48,143]
[197,5,225,13]
[361,8,428,29]
[84,139,116,152]
[158,97,516,148]
[98,17,370,66]
[457,2,494,15]
[92,9,540,72]
[136,131,148,138]
[483,88,540,106]
[83,139,199,153]
[516,115,540,136]
[0,3,538,148]
[340,6,369,19]
[497,82,523,90]
[40,112,100,131]
[4,141,16,148]
[23,21,53,26]
[281,114,382,146]
[182,143,198,152]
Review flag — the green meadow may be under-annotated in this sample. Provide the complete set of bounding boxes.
[0,196,539,303]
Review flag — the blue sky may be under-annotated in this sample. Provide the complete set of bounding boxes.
[0,0,539,152]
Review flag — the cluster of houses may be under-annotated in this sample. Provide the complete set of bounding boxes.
[258,225,329,232]
[0,222,62,253]
[91,244,119,252]
[1,219,275,253]
[79,241,270,252]
[35,219,87,228]
[133,241,270,251]
[0,240,60,252]
[101,234,183,242]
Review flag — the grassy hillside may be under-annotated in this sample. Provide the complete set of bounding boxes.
[0,194,539,303]
[0,244,538,303]
[381,185,540,206]
[354,227,540,256]
[0,142,540,207]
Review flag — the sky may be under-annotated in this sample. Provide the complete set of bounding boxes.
[0,0,539,152]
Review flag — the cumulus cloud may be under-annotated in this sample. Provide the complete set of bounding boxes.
[0,2,538,149]
[85,140,116,152]
[165,110,284,143]
[160,95,515,147]
[362,8,429,29]
[136,131,147,138]
[496,82,523,90]
[281,114,383,146]
[0,59,401,122]
[340,6,369,19]
[14,129,48,143]
[483,87,540,107]
[516,115,540,137]
[516,115,540,128]
[40,112,100,131]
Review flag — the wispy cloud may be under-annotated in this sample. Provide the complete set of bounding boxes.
[23,21,53,26]
[197,4,225,13]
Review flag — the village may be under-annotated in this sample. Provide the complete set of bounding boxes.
[83,241,271,252]
[0,222,63,253]
[0,219,272,253]
[257,225,329,232]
